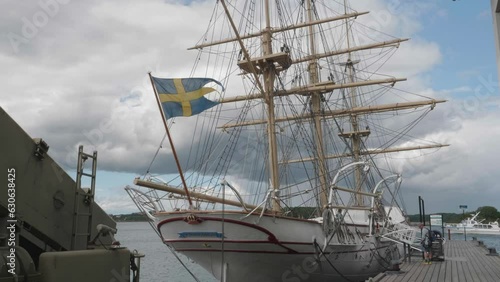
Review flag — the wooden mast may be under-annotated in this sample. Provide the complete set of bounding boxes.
[219,99,447,129]
[219,0,282,212]
[148,73,193,209]
[188,12,370,50]
[134,178,261,211]
[306,0,330,210]
[343,1,364,206]
[141,1,447,215]
[218,77,407,103]
[262,0,281,212]
[282,144,451,164]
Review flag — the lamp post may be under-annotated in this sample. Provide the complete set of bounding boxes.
[419,196,425,226]
[459,205,467,241]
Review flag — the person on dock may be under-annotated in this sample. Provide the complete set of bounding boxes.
[419,223,433,264]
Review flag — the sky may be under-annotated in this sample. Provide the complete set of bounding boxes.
[1,0,499,216]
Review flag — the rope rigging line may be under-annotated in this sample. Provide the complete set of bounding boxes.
[274,74,326,210]
[312,240,355,282]
[143,133,167,178]
[141,217,203,282]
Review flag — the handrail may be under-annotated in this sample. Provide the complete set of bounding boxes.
[327,161,369,211]
[125,186,158,221]
[241,189,272,221]
[221,179,249,212]
[369,174,401,235]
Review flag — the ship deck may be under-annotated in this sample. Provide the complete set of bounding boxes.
[371,239,500,282]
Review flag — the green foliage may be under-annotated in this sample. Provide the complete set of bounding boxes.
[408,206,500,224]
[114,206,500,223]
[476,206,500,222]
[111,213,148,222]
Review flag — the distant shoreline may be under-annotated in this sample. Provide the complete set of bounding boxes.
[111,213,148,222]
[110,211,491,223]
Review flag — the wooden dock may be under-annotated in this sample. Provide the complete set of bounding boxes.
[372,240,500,282]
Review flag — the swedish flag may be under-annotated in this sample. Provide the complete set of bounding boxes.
[151,76,223,119]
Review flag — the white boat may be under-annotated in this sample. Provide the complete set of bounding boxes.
[126,1,447,281]
[446,212,500,235]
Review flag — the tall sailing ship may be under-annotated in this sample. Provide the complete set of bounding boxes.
[126,1,447,281]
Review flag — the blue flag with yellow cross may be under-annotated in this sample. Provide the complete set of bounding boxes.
[151,76,223,119]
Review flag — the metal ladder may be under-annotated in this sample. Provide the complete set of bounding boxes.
[70,145,97,250]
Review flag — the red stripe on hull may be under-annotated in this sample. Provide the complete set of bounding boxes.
[158,216,303,253]
[176,249,316,254]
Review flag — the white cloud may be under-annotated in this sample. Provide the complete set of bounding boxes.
[397,106,500,212]
[1,0,498,215]
[382,39,441,77]
[0,0,217,173]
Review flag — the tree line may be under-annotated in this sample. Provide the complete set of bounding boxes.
[110,206,500,223]
[408,206,500,224]
[283,206,500,223]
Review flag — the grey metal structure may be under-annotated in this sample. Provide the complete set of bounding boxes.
[0,107,142,281]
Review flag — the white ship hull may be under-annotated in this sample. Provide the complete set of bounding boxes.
[446,227,500,235]
[155,211,401,282]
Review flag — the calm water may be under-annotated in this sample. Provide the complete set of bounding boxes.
[116,222,500,282]
[116,222,217,282]
[449,232,500,250]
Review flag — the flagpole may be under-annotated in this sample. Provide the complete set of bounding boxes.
[148,72,194,209]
